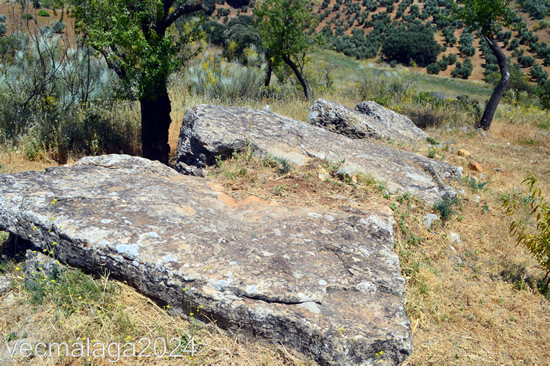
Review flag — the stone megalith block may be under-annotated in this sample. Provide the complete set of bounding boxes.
[308,99,429,143]
[177,104,459,203]
[0,155,412,365]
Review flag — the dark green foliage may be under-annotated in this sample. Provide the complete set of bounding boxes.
[223,19,262,61]
[458,31,475,57]
[442,26,457,46]
[518,0,549,20]
[517,55,536,68]
[509,38,520,51]
[331,27,381,59]
[451,58,473,79]
[52,20,66,34]
[0,23,6,37]
[227,0,250,8]
[0,14,6,23]
[487,63,532,103]
[531,64,548,84]
[217,8,231,17]
[381,23,440,67]
[484,63,499,76]
[427,62,441,74]
[38,9,50,17]
[203,21,226,46]
[433,197,461,221]
[536,80,550,109]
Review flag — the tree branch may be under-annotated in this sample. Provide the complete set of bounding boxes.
[164,1,204,29]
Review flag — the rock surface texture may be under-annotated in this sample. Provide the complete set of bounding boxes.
[0,155,412,365]
[177,105,460,203]
[308,99,429,143]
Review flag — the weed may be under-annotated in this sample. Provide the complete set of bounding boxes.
[263,153,292,176]
[463,175,490,191]
[426,136,439,145]
[433,197,461,221]
[516,138,537,145]
[271,184,287,196]
[428,147,437,159]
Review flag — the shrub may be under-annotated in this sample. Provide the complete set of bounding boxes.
[0,14,6,23]
[22,13,34,20]
[433,197,461,221]
[426,63,441,74]
[0,32,133,161]
[531,64,548,84]
[503,175,550,288]
[518,55,536,68]
[38,9,50,17]
[0,23,6,37]
[52,21,66,34]
[356,63,417,106]
[381,23,441,67]
[183,51,266,102]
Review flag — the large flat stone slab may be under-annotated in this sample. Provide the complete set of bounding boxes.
[0,155,412,365]
[177,105,460,203]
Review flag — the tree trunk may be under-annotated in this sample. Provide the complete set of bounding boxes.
[264,55,273,87]
[282,54,312,101]
[478,35,509,130]
[139,82,171,165]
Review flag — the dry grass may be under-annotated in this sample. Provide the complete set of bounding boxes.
[0,260,306,366]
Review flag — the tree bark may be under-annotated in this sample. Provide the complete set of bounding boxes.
[282,54,311,101]
[264,52,273,87]
[478,35,509,130]
[140,81,171,164]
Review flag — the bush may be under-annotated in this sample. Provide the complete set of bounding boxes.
[531,64,548,84]
[356,64,417,106]
[38,9,50,17]
[426,62,440,74]
[518,55,536,68]
[0,23,6,37]
[0,33,134,161]
[52,21,66,34]
[22,13,34,20]
[503,175,550,288]
[433,197,461,221]
[0,14,6,23]
[183,51,266,102]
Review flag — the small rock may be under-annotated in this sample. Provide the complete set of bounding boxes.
[457,149,471,158]
[468,161,482,172]
[336,162,359,183]
[0,275,11,295]
[317,167,330,181]
[494,168,502,172]
[449,245,457,253]
[448,232,461,244]
[423,214,439,229]
[456,187,465,195]
[472,195,480,204]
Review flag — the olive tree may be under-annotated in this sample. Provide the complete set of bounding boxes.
[450,0,517,130]
[70,0,204,164]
